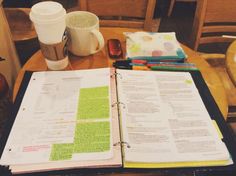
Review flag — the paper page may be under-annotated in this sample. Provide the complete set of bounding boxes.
[0,68,118,166]
[116,69,230,164]
[8,70,122,174]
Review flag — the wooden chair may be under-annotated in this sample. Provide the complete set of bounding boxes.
[190,0,236,51]
[225,40,236,118]
[70,0,160,32]
[226,40,236,87]
[4,8,37,42]
[167,0,196,17]
[0,72,12,139]
[189,0,236,119]
[4,8,39,65]
[201,40,236,120]
[0,1,21,91]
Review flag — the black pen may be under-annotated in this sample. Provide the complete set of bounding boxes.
[112,60,133,69]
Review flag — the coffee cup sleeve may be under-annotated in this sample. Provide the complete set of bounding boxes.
[39,37,68,61]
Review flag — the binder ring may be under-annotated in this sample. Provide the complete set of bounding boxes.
[113,141,131,148]
[110,73,122,79]
[112,102,126,109]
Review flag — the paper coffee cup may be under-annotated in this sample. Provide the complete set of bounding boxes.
[45,57,69,70]
[30,1,68,70]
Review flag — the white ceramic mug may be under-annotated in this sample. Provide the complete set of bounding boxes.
[66,11,104,56]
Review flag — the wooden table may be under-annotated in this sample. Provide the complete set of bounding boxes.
[13,27,228,119]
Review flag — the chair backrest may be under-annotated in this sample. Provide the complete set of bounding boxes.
[70,0,160,32]
[168,0,196,17]
[4,8,36,42]
[226,40,236,86]
[0,1,21,91]
[190,0,236,51]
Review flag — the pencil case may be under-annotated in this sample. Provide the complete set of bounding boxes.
[124,32,187,62]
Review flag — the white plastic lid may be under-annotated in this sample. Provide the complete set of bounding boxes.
[30,1,65,24]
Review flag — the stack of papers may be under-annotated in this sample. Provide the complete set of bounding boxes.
[0,68,233,174]
[0,69,122,174]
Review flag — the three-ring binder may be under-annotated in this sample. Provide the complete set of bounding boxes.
[112,102,126,108]
[110,72,122,79]
[113,141,131,148]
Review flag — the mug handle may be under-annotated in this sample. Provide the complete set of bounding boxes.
[90,29,105,54]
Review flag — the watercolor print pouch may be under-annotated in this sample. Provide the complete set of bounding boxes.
[124,32,187,62]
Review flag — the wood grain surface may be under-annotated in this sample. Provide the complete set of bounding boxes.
[13,27,228,119]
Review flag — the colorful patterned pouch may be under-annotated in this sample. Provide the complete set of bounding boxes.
[124,32,187,62]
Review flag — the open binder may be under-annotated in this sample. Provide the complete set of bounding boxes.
[0,68,236,175]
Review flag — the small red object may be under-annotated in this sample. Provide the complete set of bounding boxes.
[107,39,123,58]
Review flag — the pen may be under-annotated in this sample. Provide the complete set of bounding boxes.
[147,62,195,66]
[113,61,150,70]
[131,62,196,68]
[113,58,186,68]
[113,60,179,68]
[113,60,197,70]
[112,60,147,69]
[112,60,132,69]
[114,59,191,65]
[150,66,199,71]
[128,56,185,63]
[147,63,196,68]
[133,66,150,70]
